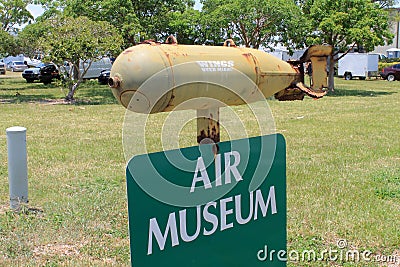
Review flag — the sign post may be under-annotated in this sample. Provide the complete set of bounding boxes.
[126,134,286,266]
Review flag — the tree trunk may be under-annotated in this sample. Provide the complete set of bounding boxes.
[64,60,91,101]
[328,54,335,92]
[72,64,80,81]
[65,80,82,101]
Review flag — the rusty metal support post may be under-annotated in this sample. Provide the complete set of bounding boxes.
[196,108,220,147]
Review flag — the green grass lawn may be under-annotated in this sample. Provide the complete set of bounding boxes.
[0,74,399,266]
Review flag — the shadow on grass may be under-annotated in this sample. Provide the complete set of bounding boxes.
[0,80,117,105]
[75,85,118,105]
[0,79,57,91]
[0,93,57,103]
[327,88,397,97]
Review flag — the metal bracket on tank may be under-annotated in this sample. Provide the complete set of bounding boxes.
[276,45,332,101]
[197,108,220,154]
[223,39,237,47]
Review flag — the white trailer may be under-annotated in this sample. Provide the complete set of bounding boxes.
[338,53,379,80]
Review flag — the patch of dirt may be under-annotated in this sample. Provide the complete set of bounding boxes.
[32,242,119,265]
[33,243,83,257]
[0,98,72,105]
[40,99,72,105]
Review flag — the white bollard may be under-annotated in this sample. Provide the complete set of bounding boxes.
[6,126,28,210]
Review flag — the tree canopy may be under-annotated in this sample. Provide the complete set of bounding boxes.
[166,8,202,44]
[62,0,140,46]
[0,0,33,32]
[131,0,195,41]
[17,21,50,58]
[200,0,305,49]
[0,29,17,56]
[35,0,196,45]
[30,0,396,53]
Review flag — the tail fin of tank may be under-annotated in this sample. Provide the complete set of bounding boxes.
[275,45,332,101]
[300,45,332,91]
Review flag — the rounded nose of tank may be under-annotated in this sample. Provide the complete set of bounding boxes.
[108,74,151,113]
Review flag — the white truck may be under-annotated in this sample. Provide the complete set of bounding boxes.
[338,53,379,80]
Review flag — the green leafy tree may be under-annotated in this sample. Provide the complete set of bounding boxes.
[18,21,50,58]
[131,0,195,41]
[62,0,141,46]
[303,0,394,91]
[0,29,17,56]
[35,0,139,46]
[200,0,305,49]
[0,0,33,32]
[165,8,201,44]
[39,15,123,100]
[197,0,230,45]
[35,0,195,45]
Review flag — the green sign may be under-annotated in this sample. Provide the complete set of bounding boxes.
[126,134,286,266]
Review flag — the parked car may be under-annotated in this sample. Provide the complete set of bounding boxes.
[22,63,49,83]
[7,61,28,72]
[0,62,6,75]
[98,70,110,85]
[380,64,400,81]
[64,57,113,80]
[39,64,60,84]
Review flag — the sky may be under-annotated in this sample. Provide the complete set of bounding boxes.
[26,4,45,19]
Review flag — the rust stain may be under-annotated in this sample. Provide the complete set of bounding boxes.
[242,53,259,79]
[242,53,253,64]
[211,124,220,143]
[197,129,220,154]
[197,130,207,144]
[160,49,174,72]
[123,49,134,55]
[139,39,161,45]
[197,122,220,144]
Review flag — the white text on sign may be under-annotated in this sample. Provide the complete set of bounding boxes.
[147,151,278,255]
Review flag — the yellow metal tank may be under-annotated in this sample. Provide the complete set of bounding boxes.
[109,41,331,113]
